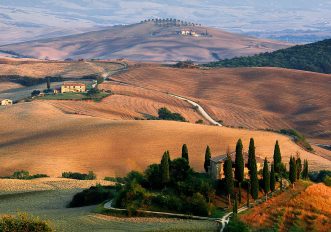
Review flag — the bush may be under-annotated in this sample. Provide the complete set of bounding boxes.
[195,119,203,124]
[309,170,331,183]
[62,171,96,180]
[279,129,313,151]
[69,185,115,207]
[0,213,52,232]
[323,176,331,186]
[2,170,49,180]
[189,193,209,216]
[158,107,186,122]
[224,218,250,232]
[104,176,125,183]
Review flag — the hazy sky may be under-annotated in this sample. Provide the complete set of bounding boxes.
[0,0,331,44]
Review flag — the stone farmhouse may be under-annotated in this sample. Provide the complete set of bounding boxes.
[61,82,86,93]
[0,99,13,106]
[209,152,264,180]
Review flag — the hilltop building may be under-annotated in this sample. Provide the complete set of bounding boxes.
[209,152,264,180]
[0,99,13,106]
[61,82,86,93]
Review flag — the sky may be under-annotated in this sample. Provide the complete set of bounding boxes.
[0,0,331,44]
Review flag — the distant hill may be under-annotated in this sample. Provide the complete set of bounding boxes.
[0,20,289,62]
[205,39,331,73]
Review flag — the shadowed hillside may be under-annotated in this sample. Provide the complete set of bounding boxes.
[0,21,289,62]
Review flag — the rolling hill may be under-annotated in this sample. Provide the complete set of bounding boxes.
[113,64,331,141]
[0,20,289,62]
[205,39,331,74]
[0,101,330,178]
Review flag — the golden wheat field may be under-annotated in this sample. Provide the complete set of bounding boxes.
[240,182,331,232]
[1,101,330,178]
[0,58,123,78]
[114,64,331,141]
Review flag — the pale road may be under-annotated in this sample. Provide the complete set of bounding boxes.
[168,93,222,126]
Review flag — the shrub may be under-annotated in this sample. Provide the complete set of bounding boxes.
[62,171,96,180]
[323,176,331,186]
[69,185,115,207]
[158,107,186,122]
[0,213,52,232]
[195,119,203,124]
[279,129,313,151]
[104,176,125,183]
[309,170,331,183]
[224,218,250,232]
[189,193,209,216]
[2,170,49,180]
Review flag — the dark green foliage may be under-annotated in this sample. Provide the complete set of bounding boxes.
[204,39,331,74]
[2,170,49,180]
[289,156,297,186]
[247,182,250,207]
[280,129,313,151]
[224,154,234,204]
[173,60,195,68]
[144,164,162,189]
[302,160,309,179]
[0,213,52,232]
[69,185,115,207]
[262,158,270,195]
[104,176,125,183]
[250,160,259,200]
[170,158,190,183]
[238,182,242,204]
[161,151,170,185]
[235,139,244,183]
[195,119,204,124]
[61,171,96,180]
[31,90,41,97]
[233,194,238,215]
[158,107,186,122]
[204,145,211,173]
[224,218,250,232]
[296,157,302,180]
[189,193,209,216]
[125,171,147,186]
[46,77,51,89]
[248,138,256,173]
[181,144,189,163]
[270,164,276,192]
[273,140,282,173]
[0,75,63,86]
[308,170,331,183]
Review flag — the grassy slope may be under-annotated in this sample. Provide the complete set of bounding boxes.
[205,39,331,74]
[115,65,331,141]
[240,182,331,232]
[1,101,330,178]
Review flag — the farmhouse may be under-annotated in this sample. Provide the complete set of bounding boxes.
[209,152,264,180]
[61,82,86,93]
[0,99,13,106]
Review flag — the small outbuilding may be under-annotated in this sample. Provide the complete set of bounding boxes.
[0,99,13,106]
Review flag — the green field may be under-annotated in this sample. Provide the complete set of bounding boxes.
[0,190,218,232]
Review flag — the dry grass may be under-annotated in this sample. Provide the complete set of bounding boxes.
[0,81,23,92]
[240,182,331,232]
[0,178,113,195]
[0,59,123,78]
[1,101,330,178]
[115,65,331,141]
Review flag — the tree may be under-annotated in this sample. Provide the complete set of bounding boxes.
[247,182,250,208]
[248,138,255,173]
[145,164,162,189]
[182,144,189,163]
[46,77,51,89]
[296,155,302,180]
[250,159,259,200]
[273,140,282,173]
[170,158,190,182]
[238,182,242,204]
[270,164,276,192]
[233,194,238,216]
[204,145,211,173]
[289,156,297,188]
[262,158,270,200]
[224,153,234,206]
[235,139,244,183]
[302,159,309,179]
[160,151,170,185]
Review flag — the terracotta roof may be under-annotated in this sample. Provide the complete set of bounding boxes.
[210,152,264,164]
[63,82,85,87]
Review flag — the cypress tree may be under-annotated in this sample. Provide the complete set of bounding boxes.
[238,182,242,204]
[204,146,211,173]
[273,140,282,173]
[250,159,259,200]
[161,151,170,185]
[248,138,256,173]
[235,139,244,183]
[224,153,234,206]
[46,77,51,90]
[233,194,238,216]
[247,182,250,208]
[296,156,302,180]
[262,158,270,200]
[289,156,297,188]
[270,163,276,192]
[182,144,189,163]
[302,159,309,179]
